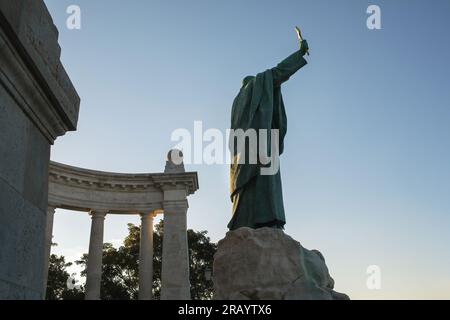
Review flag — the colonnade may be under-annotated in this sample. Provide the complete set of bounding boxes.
[44,204,190,300]
[45,157,198,300]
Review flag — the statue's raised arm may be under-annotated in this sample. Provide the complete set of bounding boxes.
[272,29,309,87]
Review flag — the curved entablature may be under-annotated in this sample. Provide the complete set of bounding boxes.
[48,160,199,214]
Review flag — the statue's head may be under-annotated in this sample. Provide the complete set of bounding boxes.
[242,75,255,88]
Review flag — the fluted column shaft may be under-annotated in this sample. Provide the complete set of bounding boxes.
[85,210,107,300]
[139,212,155,300]
[43,206,56,298]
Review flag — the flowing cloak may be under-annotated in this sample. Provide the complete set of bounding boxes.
[228,50,307,230]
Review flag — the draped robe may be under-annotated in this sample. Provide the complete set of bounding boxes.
[228,50,307,230]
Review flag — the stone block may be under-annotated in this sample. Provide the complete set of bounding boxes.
[0,180,46,299]
[0,0,80,299]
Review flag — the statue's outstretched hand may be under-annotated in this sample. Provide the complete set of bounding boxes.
[300,39,309,56]
[295,26,309,56]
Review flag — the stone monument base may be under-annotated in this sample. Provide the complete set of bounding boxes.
[213,227,349,300]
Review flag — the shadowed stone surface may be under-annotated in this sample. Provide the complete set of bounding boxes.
[0,0,80,299]
[213,227,349,300]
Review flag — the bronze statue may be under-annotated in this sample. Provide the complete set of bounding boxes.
[228,27,309,230]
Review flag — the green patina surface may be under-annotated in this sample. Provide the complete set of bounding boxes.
[228,41,309,230]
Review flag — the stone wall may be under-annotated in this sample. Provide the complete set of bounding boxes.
[0,0,79,299]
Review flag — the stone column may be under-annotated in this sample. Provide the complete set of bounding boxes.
[42,206,56,297]
[85,210,107,300]
[161,197,190,300]
[138,212,155,300]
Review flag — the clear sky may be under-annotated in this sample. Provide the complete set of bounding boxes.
[44,0,450,299]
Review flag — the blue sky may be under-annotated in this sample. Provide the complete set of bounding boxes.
[44,0,450,299]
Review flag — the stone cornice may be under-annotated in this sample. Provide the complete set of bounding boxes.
[0,1,80,143]
[49,161,199,196]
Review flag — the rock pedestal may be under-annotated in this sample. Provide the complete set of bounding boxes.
[213,227,349,300]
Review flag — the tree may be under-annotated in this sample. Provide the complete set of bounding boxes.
[186,227,217,299]
[46,254,84,300]
[72,220,217,300]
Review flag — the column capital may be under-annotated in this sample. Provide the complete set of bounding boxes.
[89,210,108,219]
[47,206,57,214]
[140,211,157,219]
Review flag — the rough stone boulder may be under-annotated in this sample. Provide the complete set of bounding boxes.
[213,227,349,300]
